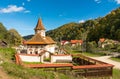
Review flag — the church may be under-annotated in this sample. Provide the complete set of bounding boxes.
[24,19,56,56]
[17,19,72,63]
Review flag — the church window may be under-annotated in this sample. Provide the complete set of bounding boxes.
[35,51,38,54]
[30,52,32,54]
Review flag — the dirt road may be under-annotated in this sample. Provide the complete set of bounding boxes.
[91,56,120,69]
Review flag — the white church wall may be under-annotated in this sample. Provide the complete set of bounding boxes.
[27,45,46,54]
[19,55,41,62]
[51,55,72,63]
[45,45,55,53]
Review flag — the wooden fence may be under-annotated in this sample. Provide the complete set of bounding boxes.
[15,54,114,78]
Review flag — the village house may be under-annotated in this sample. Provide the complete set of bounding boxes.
[71,40,83,47]
[61,40,69,45]
[98,38,119,49]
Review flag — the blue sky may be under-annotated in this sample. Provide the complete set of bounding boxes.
[0,0,120,36]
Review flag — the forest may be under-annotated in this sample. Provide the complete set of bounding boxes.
[46,7,120,42]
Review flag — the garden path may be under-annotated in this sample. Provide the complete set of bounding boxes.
[91,56,120,69]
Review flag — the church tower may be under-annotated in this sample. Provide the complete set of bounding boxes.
[34,19,46,37]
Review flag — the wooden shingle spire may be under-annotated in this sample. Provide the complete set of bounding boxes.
[34,18,45,31]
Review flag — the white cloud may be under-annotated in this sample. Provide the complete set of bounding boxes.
[0,5,25,13]
[115,0,120,4]
[28,0,31,1]
[94,0,101,3]
[79,20,85,23]
[22,2,25,6]
[24,10,30,13]
[0,5,30,13]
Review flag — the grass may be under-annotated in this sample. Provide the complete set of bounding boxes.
[110,57,120,62]
[23,61,43,64]
[113,69,120,79]
[71,50,105,57]
[82,52,105,57]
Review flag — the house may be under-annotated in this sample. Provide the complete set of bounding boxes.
[98,38,106,48]
[98,38,119,48]
[71,40,83,46]
[61,40,69,45]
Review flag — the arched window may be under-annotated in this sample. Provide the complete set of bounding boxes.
[30,52,32,54]
[35,51,38,54]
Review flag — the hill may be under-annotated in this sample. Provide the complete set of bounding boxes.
[0,23,22,46]
[46,7,120,42]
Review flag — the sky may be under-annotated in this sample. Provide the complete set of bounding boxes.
[0,0,120,36]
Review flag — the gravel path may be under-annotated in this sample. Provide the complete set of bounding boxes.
[91,56,120,69]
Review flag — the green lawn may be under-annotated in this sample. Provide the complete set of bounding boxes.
[71,51,105,57]
[23,61,43,64]
[113,69,120,79]
[110,57,120,62]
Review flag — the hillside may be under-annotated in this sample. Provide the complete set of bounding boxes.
[0,23,22,46]
[46,7,120,42]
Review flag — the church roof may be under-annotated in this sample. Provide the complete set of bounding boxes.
[34,19,45,30]
[25,34,56,44]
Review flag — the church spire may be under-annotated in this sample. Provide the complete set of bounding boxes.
[34,18,46,37]
[34,18,45,31]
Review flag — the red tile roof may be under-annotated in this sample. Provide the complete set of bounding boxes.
[71,40,83,44]
[25,34,56,44]
[99,38,105,43]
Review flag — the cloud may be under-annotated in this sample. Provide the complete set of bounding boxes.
[0,5,24,13]
[28,0,31,1]
[0,5,30,13]
[24,10,30,13]
[22,2,25,6]
[79,20,85,23]
[114,0,120,4]
[94,0,101,3]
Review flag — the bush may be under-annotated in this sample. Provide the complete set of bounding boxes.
[0,48,16,62]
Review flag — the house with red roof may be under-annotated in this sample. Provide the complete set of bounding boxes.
[61,40,69,45]
[71,40,83,46]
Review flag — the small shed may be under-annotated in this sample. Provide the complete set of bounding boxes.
[0,40,7,47]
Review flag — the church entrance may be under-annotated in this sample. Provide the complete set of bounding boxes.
[43,52,51,63]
